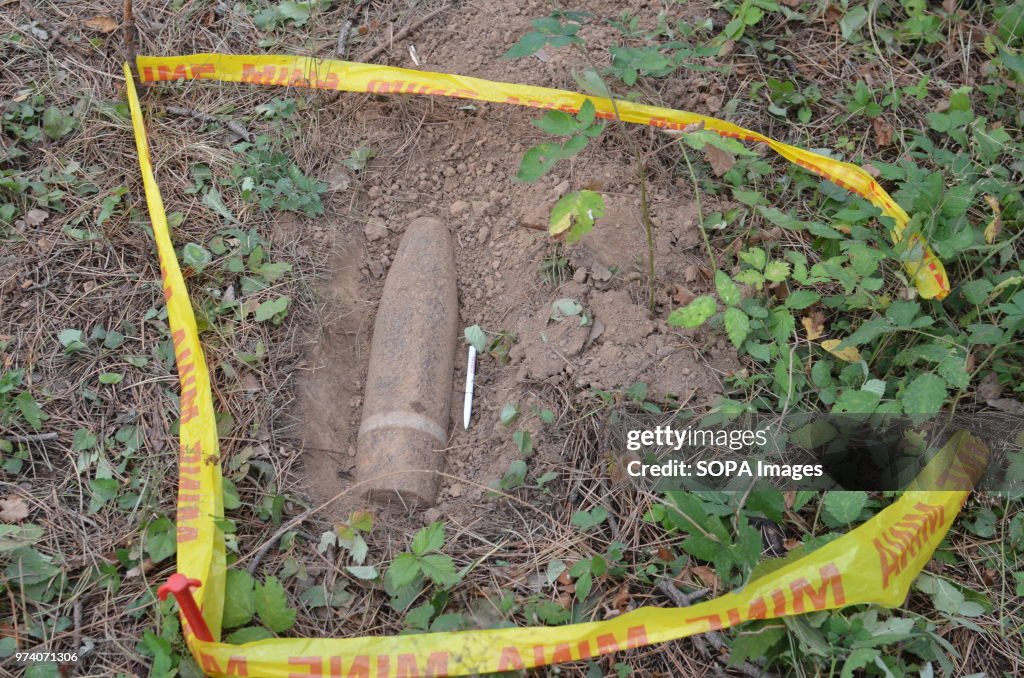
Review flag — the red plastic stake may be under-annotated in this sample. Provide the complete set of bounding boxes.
[157,573,213,642]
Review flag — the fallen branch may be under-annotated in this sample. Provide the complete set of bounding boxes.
[360,6,449,62]
[165,106,251,142]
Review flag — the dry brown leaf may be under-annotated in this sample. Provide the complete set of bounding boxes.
[872,117,894,147]
[610,586,631,612]
[983,194,1002,244]
[784,538,802,551]
[84,16,119,33]
[976,371,1003,402]
[691,565,720,589]
[942,0,958,13]
[704,144,736,176]
[125,558,155,578]
[671,284,696,306]
[802,311,825,341]
[986,398,1024,415]
[24,209,49,227]
[656,546,673,561]
[0,496,30,522]
[704,94,723,113]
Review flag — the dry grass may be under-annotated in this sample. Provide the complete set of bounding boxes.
[2,1,1021,677]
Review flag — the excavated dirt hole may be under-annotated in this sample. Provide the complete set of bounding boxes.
[288,0,742,531]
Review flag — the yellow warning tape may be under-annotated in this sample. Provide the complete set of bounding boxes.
[135,53,951,300]
[123,56,975,677]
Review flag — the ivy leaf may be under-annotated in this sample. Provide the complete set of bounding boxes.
[254,576,296,632]
[549,190,605,243]
[724,308,750,348]
[901,373,946,416]
[668,296,717,328]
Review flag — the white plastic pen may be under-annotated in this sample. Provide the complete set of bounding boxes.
[463,345,476,429]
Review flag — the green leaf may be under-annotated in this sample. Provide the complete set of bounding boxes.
[412,522,445,555]
[840,6,869,40]
[0,524,44,552]
[145,517,177,563]
[98,372,123,385]
[464,325,487,352]
[418,553,461,587]
[499,403,520,427]
[715,270,741,306]
[823,491,868,524]
[549,190,605,243]
[345,565,379,580]
[42,106,75,139]
[667,296,717,328]
[785,290,820,310]
[254,296,290,323]
[763,261,791,282]
[571,506,609,531]
[222,569,257,628]
[901,373,946,416]
[729,625,786,666]
[4,547,60,585]
[723,308,750,348]
[183,243,213,272]
[225,626,274,644]
[254,576,297,632]
[533,110,576,136]
[388,553,421,589]
[513,429,533,454]
[58,328,86,352]
[503,31,547,59]
[15,391,47,430]
[832,389,880,414]
[202,186,237,223]
[841,648,881,678]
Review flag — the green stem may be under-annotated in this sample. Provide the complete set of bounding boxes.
[682,147,717,271]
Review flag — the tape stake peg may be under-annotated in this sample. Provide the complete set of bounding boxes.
[157,573,213,642]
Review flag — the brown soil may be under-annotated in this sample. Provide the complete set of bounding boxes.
[293,0,740,528]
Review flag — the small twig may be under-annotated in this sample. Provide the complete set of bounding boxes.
[123,0,137,81]
[3,432,59,443]
[657,580,710,607]
[360,6,449,62]
[336,0,370,59]
[164,106,252,142]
